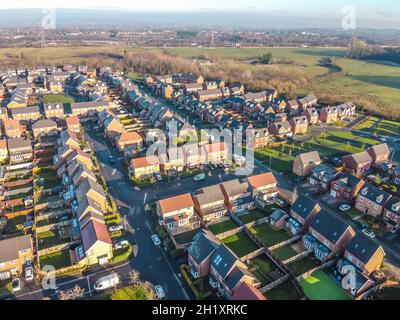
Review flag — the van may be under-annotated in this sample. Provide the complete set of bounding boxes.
[93,273,120,292]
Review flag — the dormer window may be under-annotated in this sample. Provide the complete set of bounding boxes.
[392,203,400,212]
[361,188,368,196]
[376,195,384,204]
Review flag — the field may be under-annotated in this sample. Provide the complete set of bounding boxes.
[301,271,352,300]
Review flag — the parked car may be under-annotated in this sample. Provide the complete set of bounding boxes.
[275,199,288,207]
[194,173,206,182]
[362,228,376,239]
[108,156,116,165]
[114,240,129,249]
[155,174,163,182]
[338,204,351,212]
[108,224,124,232]
[12,278,21,292]
[24,267,34,282]
[93,273,120,292]
[154,285,165,299]
[151,234,161,246]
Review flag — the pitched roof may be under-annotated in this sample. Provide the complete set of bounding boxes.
[211,244,240,279]
[117,131,143,143]
[7,137,31,150]
[81,219,112,252]
[345,151,372,165]
[359,182,391,205]
[158,193,194,214]
[298,151,321,165]
[247,172,277,189]
[188,229,220,265]
[346,232,384,265]
[32,119,57,130]
[310,210,352,244]
[66,116,80,126]
[130,155,159,168]
[367,143,390,158]
[0,235,32,264]
[220,179,250,197]
[231,282,266,301]
[0,139,7,149]
[194,184,225,205]
[292,195,319,220]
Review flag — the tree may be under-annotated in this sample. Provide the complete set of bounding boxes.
[129,270,141,285]
[258,52,273,64]
[58,285,85,300]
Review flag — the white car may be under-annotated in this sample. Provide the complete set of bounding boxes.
[194,173,206,182]
[154,285,165,299]
[151,234,161,246]
[24,267,34,282]
[93,273,120,292]
[338,204,351,212]
[12,278,21,292]
[108,224,124,232]
[114,240,129,249]
[362,229,376,239]
[156,175,163,181]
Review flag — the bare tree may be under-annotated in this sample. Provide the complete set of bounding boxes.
[58,285,85,300]
[129,270,141,285]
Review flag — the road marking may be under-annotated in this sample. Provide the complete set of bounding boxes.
[143,192,147,205]
[112,168,117,175]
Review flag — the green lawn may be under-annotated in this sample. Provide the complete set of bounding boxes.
[301,271,353,300]
[42,94,74,104]
[40,250,71,270]
[5,215,26,233]
[345,208,363,220]
[174,229,200,245]
[287,256,319,276]
[208,219,238,235]
[222,231,260,258]
[0,281,13,297]
[250,255,278,276]
[250,223,291,247]
[238,208,274,225]
[36,216,58,228]
[37,230,68,249]
[264,279,302,300]
[95,284,155,300]
[272,245,299,261]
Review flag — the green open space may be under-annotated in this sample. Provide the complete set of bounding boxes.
[37,230,69,249]
[40,250,72,270]
[287,256,319,276]
[250,223,291,248]
[222,231,260,258]
[208,219,238,235]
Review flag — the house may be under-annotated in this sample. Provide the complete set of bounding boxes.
[44,103,65,119]
[297,94,318,109]
[231,282,266,301]
[7,138,33,164]
[244,92,266,103]
[229,85,245,96]
[65,148,94,170]
[309,163,340,190]
[247,172,278,205]
[70,101,109,117]
[3,119,22,138]
[355,183,392,217]
[0,235,33,278]
[66,116,82,133]
[158,147,186,174]
[246,127,270,149]
[303,210,355,262]
[286,100,300,114]
[289,116,308,135]
[286,195,321,236]
[11,106,41,121]
[203,142,228,165]
[157,193,200,235]
[243,101,261,119]
[76,194,104,222]
[116,131,143,152]
[337,102,356,120]
[104,114,124,139]
[71,163,97,188]
[268,121,292,138]
[330,173,365,200]
[203,81,218,90]
[0,139,8,162]
[367,143,390,165]
[383,196,400,233]
[292,151,321,177]
[32,119,58,138]
[58,130,80,149]
[193,184,228,223]
[182,143,201,169]
[319,107,339,124]
[302,108,319,125]
[342,151,373,177]
[129,155,160,179]
[220,179,255,214]
[184,83,204,93]
[188,229,221,278]
[76,220,113,266]
[76,178,107,212]
[196,89,223,101]
[339,232,385,276]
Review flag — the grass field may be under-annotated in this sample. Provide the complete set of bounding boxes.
[39,250,71,270]
[42,94,75,104]
[250,223,291,247]
[208,219,238,235]
[222,231,260,258]
[301,271,352,300]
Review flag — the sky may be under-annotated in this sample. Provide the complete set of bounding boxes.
[0,0,399,29]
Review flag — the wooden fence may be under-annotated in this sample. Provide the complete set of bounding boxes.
[268,235,301,251]
[36,219,71,233]
[282,249,313,265]
[296,259,336,282]
[260,274,291,293]
[37,240,80,256]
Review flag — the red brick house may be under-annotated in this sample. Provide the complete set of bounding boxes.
[289,116,308,135]
[220,179,255,214]
[383,196,400,233]
[286,195,321,235]
[330,173,365,201]
[302,108,319,125]
[355,182,392,217]
[342,151,373,177]
[367,143,390,165]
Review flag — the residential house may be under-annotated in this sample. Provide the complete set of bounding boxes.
[289,116,309,135]
[302,108,319,125]
[292,151,322,177]
[66,116,82,133]
[3,119,22,138]
[337,102,356,120]
[58,130,81,149]
[220,179,255,214]
[129,155,160,179]
[330,173,365,200]
[183,83,203,93]
[32,119,58,139]
[268,121,293,138]
[383,196,400,233]
[115,131,143,152]
[203,142,228,165]
[159,147,186,174]
[76,194,104,222]
[231,282,266,301]
[157,193,200,235]
[193,184,228,223]
[44,103,65,119]
[297,94,318,109]
[247,172,278,205]
[342,151,373,177]
[71,163,97,188]
[70,101,109,117]
[319,107,339,124]
[196,89,223,101]
[309,163,340,190]
[243,92,266,103]
[246,127,270,149]
[76,178,107,212]
[367,143,390,165]
[11,106,41,121]
[7,138,33,164]
[0,139,8,162]
[355,182,392,217]
[303,210,355,262]
[286,195,321,236]
[243,101,261,119]
[0,235,33,278]
[286,100,300,115]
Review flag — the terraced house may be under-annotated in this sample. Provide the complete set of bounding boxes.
[11,106,41,121]
[44,103,65,119]
[157,193,200,235]
[220,179,255,214]
[129,155,160,179]
[0,235,33,279]
[193,184,228,223]
[7,137,33,164]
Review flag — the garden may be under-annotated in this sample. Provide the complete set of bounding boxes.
[222,231,260,258]
[249,223,291,248]
[40,249,72,270]
[208,218,238,235]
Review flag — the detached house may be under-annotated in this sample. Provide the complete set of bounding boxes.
[157,193,200,235]
[247,172,278,205]
[383,196,400,233]
[116,131,143,152]
[355,183,392,217]
[309,163,340,190]
[319,107,339,124]
[330,173,365,200]
[292,151,321,177]
[0,235,33,278]
[246,127,270,149]
[289,116,308,134]
[302,108,319,125]
[220,179,255,214]
[286,195,321,236]
[268,121,292,138]
[193,184,228,223]
[129,155,160,179]
[342,151,373,177]
[303,210,355,262]
[367,143,390,165]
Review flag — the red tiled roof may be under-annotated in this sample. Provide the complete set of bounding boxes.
[247,172,277,189]
[231,282,266,301]
[118,131,143,143]
[81,219,112,251]
[130,155,159,168]
[66,116,80,126]
[158,193,194,214]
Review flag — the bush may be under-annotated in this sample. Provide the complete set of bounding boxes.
[111,244,133,264]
